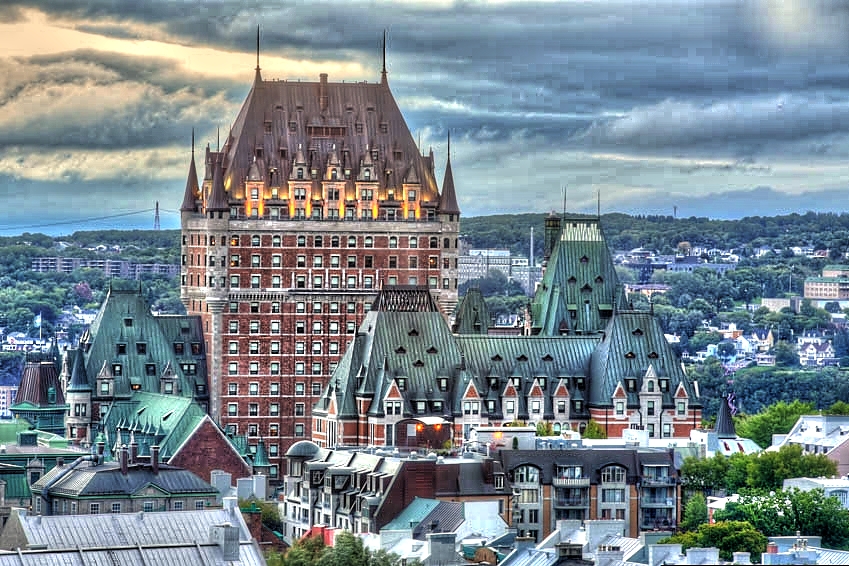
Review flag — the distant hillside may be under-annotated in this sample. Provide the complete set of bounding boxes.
[462,211,849,259]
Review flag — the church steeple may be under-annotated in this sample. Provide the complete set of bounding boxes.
[438,132,460,216]
[181,129,199,212]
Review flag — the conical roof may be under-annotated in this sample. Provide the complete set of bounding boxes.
[207,152,229,212]
[715,393,737,439]
[253,437,270,468]
[180,149,200,212]
[67,349,91,392]
[438,154,460,215]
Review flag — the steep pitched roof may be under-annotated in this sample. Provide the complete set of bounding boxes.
[14,360,65,408]
[76,283,207,400]
[453,288,490,335]
[180,142,200,212]
[589,311,697,408]
[213,72,441,203]
[99,392,206,460]
[531,216,627,335]
[438,153,460,215]
[206,151,229,212]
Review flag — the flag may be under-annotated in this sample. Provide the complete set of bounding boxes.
[33,313,42,329]
[727,392,738,416]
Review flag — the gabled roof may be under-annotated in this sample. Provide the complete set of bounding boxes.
[75,283,207,400]
[99,392,206,460]
[589,311,697,408]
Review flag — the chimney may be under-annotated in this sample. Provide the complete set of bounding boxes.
[319,73,328,112]
[96,441,105,466]
[0,480,7,507]
[129,437,138,464]
[223,496,238,517]
[120,444,128,475]
[151,445,160,474]
[766,542,779,554]
[209,523,240,562]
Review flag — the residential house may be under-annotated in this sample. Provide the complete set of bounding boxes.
[772,414,849,475]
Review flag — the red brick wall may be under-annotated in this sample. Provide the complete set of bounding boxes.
[169,418,251,482]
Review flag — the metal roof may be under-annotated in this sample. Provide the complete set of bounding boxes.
[0,543,265,566]
[3,506,253,549]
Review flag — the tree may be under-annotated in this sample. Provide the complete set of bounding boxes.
[680,492,708,532]
[582,419,607,439]
[267,534,326,566]
[536,421,554,436]
[735,400,815,449]
[773,341,799,367]
[746,444,837,491]
[715,489,849,549]
[681,454,729,495]
[659,521,767,562]
[825,401,849,415]
[716,342,736,361]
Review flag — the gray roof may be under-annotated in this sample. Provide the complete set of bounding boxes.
[31,461,217,498]
[3,506,253,549]
[0,543,265,566]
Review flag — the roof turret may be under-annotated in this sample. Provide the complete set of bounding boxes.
[438,133,460,216]
[181,131,200,212]
[207,152,229,212]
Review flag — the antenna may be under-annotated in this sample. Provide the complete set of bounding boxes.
[381,30,388,84]
[154,201,160,230]
[217,126,220,152]
[597,189,601,218]
[191,128,195,158]
[447,130,450,161]
[562,185,567,217]
[256,25,260,72]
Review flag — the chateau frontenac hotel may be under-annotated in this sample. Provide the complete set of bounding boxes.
[180,47,701,479]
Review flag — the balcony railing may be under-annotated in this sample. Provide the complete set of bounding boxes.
[553,497,589,508]
[641,497,675,507]
[552,477,591,488]
[641,476,676,486]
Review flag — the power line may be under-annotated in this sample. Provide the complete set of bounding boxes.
[0,209,156,231]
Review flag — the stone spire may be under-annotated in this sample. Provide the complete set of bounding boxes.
[438,132,460,215]
[207,152,229,212]
[181,129,200,212]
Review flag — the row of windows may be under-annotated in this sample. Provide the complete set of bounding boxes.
[226,422,305,439]
[227,382,323,397]
[227,402,313,417]
[228,319,357,335]
[232,253,450,269]
[225,273,453,291]
[231,301,359,314]
[228,360,338,376]
[223,234,444,249]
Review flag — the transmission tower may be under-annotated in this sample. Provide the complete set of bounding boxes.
[154,201,161,230]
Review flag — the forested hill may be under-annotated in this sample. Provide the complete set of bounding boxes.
[462,211,849,258]
[6,209,849,261]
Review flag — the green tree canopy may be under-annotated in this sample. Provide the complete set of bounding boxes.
[680,492,708,532]
[659,521,767,562]
[735,400,815,449]
[715,489,849,549]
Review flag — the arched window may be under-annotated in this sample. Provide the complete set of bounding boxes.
[389,236,398,248]
[364,169,371,181]
[600,465,626,483]
[429,237,438,248]
[364,236,373,248]
[513,465,539,484]
[331,168,338,180]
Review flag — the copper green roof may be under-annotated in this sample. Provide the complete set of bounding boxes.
[453,288,490,335]
[531,216,627,335]
[589,310,696,407]
[99,392,206,460]
[252,437,270,468]
[75,283,207,400]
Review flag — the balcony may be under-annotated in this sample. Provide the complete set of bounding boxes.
[552,477,591,488]
[553,497,589,508]
[641,496,675,508]
[641,476,676,487]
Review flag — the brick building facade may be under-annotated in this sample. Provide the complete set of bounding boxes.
[180,53,460,478]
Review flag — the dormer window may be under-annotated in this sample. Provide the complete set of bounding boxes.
[331,168,338,180]
[297,168,304,179]
[364,169,371,181]
[116,344,127,356]
[123,318,133,327]
[438,378,448,392]
[396,378,407,391]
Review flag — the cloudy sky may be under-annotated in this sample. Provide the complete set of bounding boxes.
[2,0,849,235]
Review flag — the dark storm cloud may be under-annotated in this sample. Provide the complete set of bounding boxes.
[0,51,242,150]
